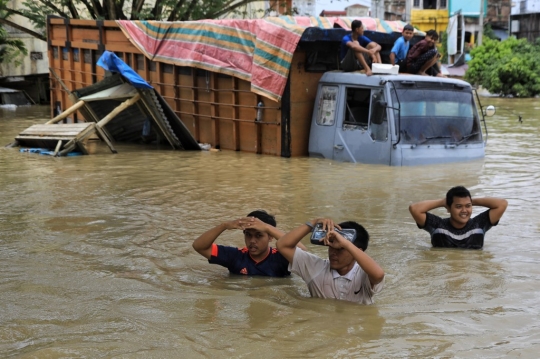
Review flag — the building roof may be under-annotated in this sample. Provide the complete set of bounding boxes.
[345,3,370,9]
[319,10,347,16]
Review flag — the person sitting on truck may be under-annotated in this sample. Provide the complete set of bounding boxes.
[389,24,415,73]
[340,20,382,76]
[409,186,508,249]
[276,218,385,304]
[192,210,306,276]
[405,29,444,77]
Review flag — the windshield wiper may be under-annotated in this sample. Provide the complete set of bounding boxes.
[416,136,454,145]
[455,132,480,145]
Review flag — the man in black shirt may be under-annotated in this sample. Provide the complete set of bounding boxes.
[409,186,508,249]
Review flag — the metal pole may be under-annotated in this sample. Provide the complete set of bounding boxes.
[478,0,484,46]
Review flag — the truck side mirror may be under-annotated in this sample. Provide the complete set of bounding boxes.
[483,105,495,117]
[371,100,387,125]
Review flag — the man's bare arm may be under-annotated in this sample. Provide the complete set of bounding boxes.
[389,52,396,66]
[472,197,508,225]
[192,223,229,260]
[326,231,384,287]
[409,198,446,227]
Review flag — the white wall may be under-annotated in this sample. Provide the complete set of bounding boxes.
[0,0,48,78]
[294,0,371,16]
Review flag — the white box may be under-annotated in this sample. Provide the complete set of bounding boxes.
[372,63,399,75]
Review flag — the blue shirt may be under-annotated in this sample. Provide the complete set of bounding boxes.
[209,244,291,276]
[391,36,410,62]
[340,34,373,60]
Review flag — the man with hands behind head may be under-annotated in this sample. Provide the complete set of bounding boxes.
[409,186,508,249]
[192,210,305,277]
[277,218,384,304]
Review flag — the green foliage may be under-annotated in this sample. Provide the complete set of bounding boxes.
[439,31,448,64]
[5,0,263,33]
[0,0,28,66]
[17,1,59,31]
[483,23,498,41]
[465,37,540,97]
[0,26,28,66]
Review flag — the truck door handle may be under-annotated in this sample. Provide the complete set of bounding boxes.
[334,144,344,151]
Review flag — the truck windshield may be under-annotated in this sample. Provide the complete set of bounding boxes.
[392,88,482,145]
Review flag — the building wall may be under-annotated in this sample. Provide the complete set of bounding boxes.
[385,0,407,20]
[220,1,268,18]
[292,0,315,16]
[410,9,449,33]
[0,0,48,78]
[346,5,370,17]
[510,12,540,42]
[487,0,511,28]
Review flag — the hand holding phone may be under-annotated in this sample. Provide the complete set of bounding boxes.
[310,223,356,245]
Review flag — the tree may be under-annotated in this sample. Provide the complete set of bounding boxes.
[465,37,540,97]
[5,0,268,33]
[0,0,28,67]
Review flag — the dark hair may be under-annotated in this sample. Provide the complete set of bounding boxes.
[351,20,363,31]
[426,29,439,40]
[247,210,276,227]
[446,186,472,207]
[339,221,369,251]
[403,24,414,32]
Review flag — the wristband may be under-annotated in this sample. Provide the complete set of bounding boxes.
[305,221,314,231]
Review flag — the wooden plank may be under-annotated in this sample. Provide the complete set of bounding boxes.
[19,124,93,136]
[232,77,240,150]
[16,135,81,141]
[96,93,141,128]
[23,123,91,129]
[21,123,92,131]
[46,100,86,124]
[53,140,63,156]
[94,125,118,154]
[74,139,89,155]
[58,142,77,156]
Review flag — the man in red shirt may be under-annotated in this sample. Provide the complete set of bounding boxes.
[192,210,306,276]
[406,29,444,77]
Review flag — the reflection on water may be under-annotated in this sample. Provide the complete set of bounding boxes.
[1,99,539,358]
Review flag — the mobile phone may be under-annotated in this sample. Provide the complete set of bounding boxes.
[310,223,357,245]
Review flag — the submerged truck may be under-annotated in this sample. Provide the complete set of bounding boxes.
[309,72,493,166]
[45,16,493,165]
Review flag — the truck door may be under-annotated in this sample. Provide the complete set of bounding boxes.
[309,85,340,160]
[332,87,391,165]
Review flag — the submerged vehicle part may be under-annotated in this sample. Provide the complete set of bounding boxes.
[309,73,493,166]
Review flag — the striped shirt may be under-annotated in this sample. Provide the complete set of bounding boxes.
[420,210,496,249]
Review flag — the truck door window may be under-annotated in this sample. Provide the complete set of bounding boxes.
[316,86,338,126]
[344,88,370,128]
[369,90,388,141]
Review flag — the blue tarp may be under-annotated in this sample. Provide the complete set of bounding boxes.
[20,148,83,156]
[96,51,153,89]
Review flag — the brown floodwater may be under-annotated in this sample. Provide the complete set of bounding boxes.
[0,97,539,358]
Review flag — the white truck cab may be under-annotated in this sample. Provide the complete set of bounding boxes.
[309,72,492,166]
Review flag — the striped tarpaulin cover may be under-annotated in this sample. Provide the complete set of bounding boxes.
[117,17,420,101]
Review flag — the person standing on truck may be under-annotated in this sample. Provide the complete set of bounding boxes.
[389,24,415,73]
[409,186,508,249]
[405,29,444,77]
[276,218,385,304]
[340,20,382,76]
[192,210,306,276]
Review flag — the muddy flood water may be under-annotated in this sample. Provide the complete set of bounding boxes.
[1,97,539,358]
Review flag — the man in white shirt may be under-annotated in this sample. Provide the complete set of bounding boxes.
[277,218,385,304]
